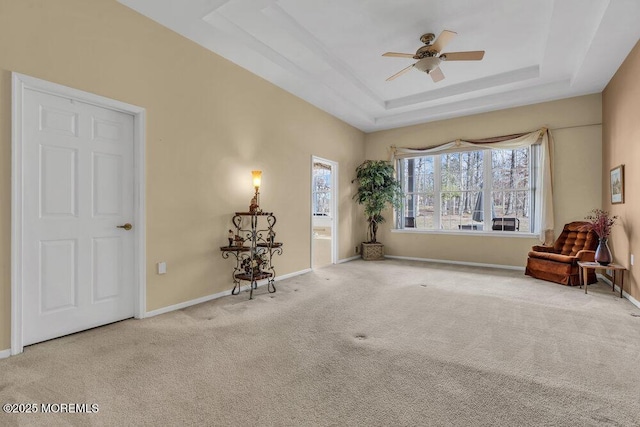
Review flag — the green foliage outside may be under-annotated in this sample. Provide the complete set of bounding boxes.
[353,160,403,243]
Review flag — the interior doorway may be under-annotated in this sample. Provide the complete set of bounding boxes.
[311,157,338,268]
[11,73,146,355]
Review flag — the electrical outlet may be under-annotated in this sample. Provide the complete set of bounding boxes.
[355,246,360,254]
[157,262,167,274]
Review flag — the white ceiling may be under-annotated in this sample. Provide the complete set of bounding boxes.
[118,0,640,132]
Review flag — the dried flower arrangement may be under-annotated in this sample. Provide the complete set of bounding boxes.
[584,209,618,239]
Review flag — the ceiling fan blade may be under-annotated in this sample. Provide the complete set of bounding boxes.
[382,52,415,58]
[440,51,485,61]
[429,66,445,83]
[431,30,457,53]
[386,64,414,81]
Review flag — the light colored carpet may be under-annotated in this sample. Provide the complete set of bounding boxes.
[1,259,640,426]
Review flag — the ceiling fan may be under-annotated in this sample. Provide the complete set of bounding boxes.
[383,30,485,82]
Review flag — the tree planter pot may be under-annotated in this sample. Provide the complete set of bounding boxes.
[361,242,384,261]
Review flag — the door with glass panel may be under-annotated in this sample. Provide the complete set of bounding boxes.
[311,158,337,268]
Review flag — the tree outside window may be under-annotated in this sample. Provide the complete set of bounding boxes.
[398,146,535,232]
[313,163,331,216]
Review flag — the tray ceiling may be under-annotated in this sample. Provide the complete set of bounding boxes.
[118,0,640,132]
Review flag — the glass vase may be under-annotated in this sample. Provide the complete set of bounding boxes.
[595,238,612,266]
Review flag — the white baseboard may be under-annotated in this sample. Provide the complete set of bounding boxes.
[277,268,311,280]
[338,255,360,264]
[0,348,11,359]
[598,274,640,309]
[145,268,311,318]
[384,255,526,271]
[146,289,231,317]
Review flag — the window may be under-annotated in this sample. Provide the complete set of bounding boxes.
[397,146,537,233]
[312,163,331,216]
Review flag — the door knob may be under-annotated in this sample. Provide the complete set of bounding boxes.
[117,223,133,231]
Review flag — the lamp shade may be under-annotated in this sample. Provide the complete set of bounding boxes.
[252,170,262,188]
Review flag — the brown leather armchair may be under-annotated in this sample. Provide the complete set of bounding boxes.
[525,221,598,286]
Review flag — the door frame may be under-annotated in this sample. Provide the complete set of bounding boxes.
[11,72,147,355]
[310,156,338,267]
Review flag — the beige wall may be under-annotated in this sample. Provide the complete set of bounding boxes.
[1,0,633,353]
[603,40,640,301]
[0,0,366,350]
[364,95,603,267]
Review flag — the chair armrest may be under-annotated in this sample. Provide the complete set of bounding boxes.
[531,245,556,253]
[528,251,577,264]
[576,250,596,262]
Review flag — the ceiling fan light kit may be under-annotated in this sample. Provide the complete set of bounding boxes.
[414,57,441,73]
[383,30,485,82]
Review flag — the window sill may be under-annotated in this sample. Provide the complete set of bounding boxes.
[391,228,539,239]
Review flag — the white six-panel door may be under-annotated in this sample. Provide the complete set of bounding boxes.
[21,88,135,346]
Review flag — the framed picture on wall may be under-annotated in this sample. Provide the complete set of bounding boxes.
[610,164,624,204]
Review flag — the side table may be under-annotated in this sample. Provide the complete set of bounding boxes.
[577,261,626,297]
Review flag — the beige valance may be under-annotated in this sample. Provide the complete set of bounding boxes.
[390,128,554,244]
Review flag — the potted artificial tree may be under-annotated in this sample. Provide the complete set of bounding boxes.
[353,160,403,260]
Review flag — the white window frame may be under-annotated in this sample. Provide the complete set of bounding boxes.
[396,145,539,235]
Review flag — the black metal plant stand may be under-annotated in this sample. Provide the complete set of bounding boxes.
[220,212,283,299]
